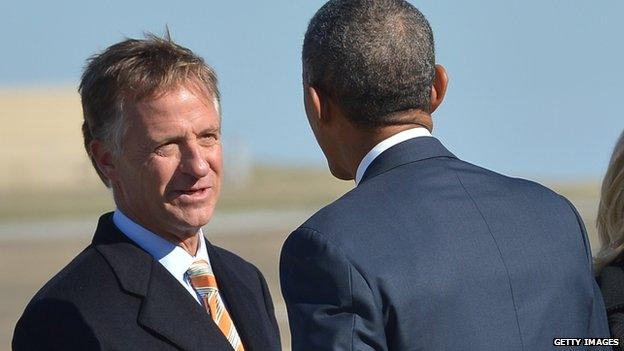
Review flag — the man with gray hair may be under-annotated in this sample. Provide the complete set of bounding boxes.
[280,0,611,350]
[13,34,281,351]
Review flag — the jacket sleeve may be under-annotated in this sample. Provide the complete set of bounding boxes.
[280,227,387,351]
[12,298,101,351]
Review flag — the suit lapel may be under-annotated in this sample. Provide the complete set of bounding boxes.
[93,213,233,351]
[360,136,456,185]
[206,240,273,351]
[138,261,233,351]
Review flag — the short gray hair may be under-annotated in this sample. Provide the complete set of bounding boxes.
[79,33,220,187]
[303,0,435,127]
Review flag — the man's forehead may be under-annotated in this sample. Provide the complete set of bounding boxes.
[130,83,217,109]
[123,85,221,135]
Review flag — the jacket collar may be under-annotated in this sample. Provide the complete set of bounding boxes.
[91,213,235,351]
[359,136,456,185]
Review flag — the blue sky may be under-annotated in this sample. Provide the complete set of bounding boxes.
[2,0,622,180]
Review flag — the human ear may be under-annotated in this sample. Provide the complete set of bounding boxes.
[89,140,118,185]
[430,64,449,113]
[304,85,323,126]
[305,85,338,124]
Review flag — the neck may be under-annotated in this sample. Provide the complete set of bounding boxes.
[114,195,201,256]
[342,112,432,179]
[175,235,200,256]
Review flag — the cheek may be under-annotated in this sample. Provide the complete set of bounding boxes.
[208,146,224,177]
[145,158,180,193]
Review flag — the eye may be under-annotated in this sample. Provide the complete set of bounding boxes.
[199,133,218,145]
[154,142,176,156]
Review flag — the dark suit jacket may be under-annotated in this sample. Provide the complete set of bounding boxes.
[13,212,281,351]
[280,137,610,350]
[598,260,624,350]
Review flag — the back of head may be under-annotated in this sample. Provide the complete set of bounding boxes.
[303,0,435,127]
[595,131,624,273]
[79,33,219,187]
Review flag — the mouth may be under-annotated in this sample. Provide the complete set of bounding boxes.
[173,187,212,202]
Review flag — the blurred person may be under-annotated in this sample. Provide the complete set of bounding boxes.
[279,0,611,350]
[12,34,281,351]
[596,131,624,349]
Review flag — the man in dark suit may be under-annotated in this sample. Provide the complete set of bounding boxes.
[280,1,611,350]
[13,34,280,351]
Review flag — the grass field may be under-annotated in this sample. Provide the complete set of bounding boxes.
[0,165,354,221]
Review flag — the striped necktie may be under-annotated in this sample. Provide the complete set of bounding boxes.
[187,260,244,351]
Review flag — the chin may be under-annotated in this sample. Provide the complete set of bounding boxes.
[167,205,214,231]
[185,209,213,227]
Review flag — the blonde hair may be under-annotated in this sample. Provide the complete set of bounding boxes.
[79,32,219,187]
[595,130,624,273]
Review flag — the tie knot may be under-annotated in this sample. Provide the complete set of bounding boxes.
[187,260,218,294]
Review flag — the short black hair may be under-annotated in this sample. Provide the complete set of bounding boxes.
[303,0,435,127]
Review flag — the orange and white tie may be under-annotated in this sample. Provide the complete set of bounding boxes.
[187,260,244,351]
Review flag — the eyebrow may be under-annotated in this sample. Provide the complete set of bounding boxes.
[152,126,220,145]
[198,126,221,135]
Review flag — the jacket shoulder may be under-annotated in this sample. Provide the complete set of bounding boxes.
[451,158,564,197]
[298,157,574,247]
[27,245,111,303]
[13,246,109,350]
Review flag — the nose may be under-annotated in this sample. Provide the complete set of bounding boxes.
[179,142,210,178]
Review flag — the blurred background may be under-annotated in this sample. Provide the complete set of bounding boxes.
[0,0,622,349]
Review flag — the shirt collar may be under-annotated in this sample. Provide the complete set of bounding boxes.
[112,209,211,282]
[355,127,432,185]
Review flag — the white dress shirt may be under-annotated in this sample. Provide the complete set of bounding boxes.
[112,209,211,304]
[355,127,432,185]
